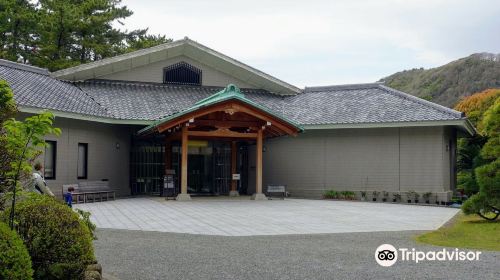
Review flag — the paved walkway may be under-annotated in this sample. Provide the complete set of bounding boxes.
[75,197,458,236]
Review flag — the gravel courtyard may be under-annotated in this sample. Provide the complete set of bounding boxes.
[76,197,459,236]
[95,229,500,280]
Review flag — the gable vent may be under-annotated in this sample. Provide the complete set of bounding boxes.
[163,62,202,86]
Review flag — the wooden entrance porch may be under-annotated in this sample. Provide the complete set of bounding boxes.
[138,84,302,200]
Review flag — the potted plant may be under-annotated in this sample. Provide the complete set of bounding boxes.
[382,191,389,202]
[372,191,380,202]
[423,192,432,204]
[393,192,401,202]
[360,191,367,201]
[348,191,356,200]
[340,191,348,200]
[414,192,420,203]
[323,190,338,199]
[406,190,415,203]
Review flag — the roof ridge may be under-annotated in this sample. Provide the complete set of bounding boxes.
[80,79,224,90]
[304,82,383,92]
[378,85,464,118]
[79,79,275,94]
[0,59,49,75]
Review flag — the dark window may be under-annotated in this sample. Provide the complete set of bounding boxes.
[163,62,202,85]
[44,141,57,179]
[77,143,88,179]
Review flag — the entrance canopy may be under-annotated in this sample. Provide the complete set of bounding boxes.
[138,84,303,138]
[138,84,302,201]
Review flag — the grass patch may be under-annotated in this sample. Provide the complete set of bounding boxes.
[416,212,500,251]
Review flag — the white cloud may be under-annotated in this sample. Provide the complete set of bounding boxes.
[120,0,500,86]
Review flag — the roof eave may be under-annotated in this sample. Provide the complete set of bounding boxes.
[19,106,152,125]
[303,119,476,135]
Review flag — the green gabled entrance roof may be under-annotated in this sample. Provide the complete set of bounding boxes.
[138,84,304,135]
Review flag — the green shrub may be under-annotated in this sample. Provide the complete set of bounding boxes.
[323,190,339,199]
[2,194,95,279]
[343,191,356,200]
[0,221,33,280]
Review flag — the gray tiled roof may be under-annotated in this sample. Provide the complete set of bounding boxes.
[286,84,463,125]
[0,60,111,118]
[1,59,464,125]
[77,80,463,125]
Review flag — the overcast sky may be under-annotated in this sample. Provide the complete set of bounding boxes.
[120,0,500,87]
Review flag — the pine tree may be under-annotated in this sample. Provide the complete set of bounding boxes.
[1,0,171,70]
[0,0,38,63]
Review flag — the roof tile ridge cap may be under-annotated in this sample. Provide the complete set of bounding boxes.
[304,83,383,92]
[87,79,168,89]
[0,59,50,75]
[378,84,464,118]
[73,82,117,118]
[87,79,224,90]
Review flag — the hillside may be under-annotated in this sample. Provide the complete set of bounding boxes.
[379,53,500,108]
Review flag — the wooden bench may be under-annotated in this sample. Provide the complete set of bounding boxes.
[266,185,286,200]
[62,181,115,204]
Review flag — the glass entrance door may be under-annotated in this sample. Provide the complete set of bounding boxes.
[170,140,241,195]
[187,144,213,194]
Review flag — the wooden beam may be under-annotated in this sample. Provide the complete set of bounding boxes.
[156,100,299,136]
[157,103,236,133]
[188,128,258,139]
[193,119,262,128]
[180,126,188,195]
[231,141,237,192]
[231,104,297,136]
[256,129,263,194]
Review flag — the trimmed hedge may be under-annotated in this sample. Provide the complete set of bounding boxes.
[2,194,95,279]
[0,221,33,280]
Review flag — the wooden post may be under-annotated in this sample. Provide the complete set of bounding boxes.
[229,141,239,196]
[256,129,263,194]
[176,125,191,200]
[251,128,266,200]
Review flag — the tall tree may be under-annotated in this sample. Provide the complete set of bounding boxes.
[1,0,171,70]
[0,0,38,63]
[123,30,171,53]
[456,89,500,220]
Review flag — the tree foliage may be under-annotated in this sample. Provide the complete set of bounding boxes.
[380,54,500,107]
[0,0,38,63]
[1,80,61,226]
[454,89,500,128]
[0,80,18,197]
[0,0,172,70]
[459,93,500,220]
[3,111,61,180]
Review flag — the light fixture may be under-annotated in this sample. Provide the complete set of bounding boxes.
[115,142,120,150]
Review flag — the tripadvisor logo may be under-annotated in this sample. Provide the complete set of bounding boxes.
[375,244,482,267]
